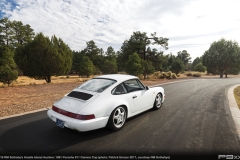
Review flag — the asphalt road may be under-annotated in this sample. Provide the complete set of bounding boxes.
[0,78,240,158]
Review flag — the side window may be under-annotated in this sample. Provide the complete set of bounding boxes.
[136,79,145,90]
[112,83,127,95]
[123,79,144,92]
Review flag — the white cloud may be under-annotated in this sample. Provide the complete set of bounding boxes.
[1,0,240,60]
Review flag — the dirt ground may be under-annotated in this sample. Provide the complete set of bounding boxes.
[1,74,240,118]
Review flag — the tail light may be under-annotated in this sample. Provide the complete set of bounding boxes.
[52,105,95,120]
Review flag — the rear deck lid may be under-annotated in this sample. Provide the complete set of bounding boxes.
[54,89,98,113]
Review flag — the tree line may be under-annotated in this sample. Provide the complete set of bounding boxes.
[0,17,240,86]
[71,31,192,79]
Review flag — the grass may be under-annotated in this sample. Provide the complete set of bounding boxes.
[234,86,240,109]
[184,71,207,76]
[0,75,93,87]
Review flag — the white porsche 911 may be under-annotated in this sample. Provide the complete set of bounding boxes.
[47,74,165,132]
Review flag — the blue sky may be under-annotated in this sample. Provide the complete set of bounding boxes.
[1,0,240,61]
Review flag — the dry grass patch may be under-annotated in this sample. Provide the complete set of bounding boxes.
[0,75,93,87]
[234,86,240,109]
[184,71,207,76]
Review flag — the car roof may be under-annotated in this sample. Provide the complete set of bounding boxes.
[94,74,138,82]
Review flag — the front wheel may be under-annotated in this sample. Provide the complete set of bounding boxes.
[153,93,162,110]
[106,106,127,131]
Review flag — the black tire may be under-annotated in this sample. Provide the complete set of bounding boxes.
[106,106,127,131]
[153,93,162,110]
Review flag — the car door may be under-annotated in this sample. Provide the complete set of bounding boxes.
[123,79,153,112]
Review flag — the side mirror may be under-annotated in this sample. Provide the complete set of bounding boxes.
[145,86,149,90]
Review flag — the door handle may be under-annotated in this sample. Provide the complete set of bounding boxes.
[132,95,137,99]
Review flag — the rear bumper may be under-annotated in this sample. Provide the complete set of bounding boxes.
[47,109,109,132]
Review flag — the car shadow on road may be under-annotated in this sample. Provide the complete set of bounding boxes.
[0,109,157,156]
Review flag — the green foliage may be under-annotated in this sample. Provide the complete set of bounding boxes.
[0,65,18,86]
[0,46,18,86]
[82,40,107,73]
[15,33,72,83]
[93,66,101,75]
[177,50,191,70]
[105,46,116,58]
[165,53,185,72]
[0,18,12,47]
[146,48,168,71]
[125,52,143,76]
[202,38,240,78]
[191,57,202,70]
[71,50,84,74]
[101,46,118,74]
[0,17,35,48]
[202,50,218,75]
[84,40,102,69]
[117,31,168,77]
[102,59,118,74]
[117,32,148,71]
[150,32,169,49]
[10,21,35,48]
[84,40,100,60]
[141,60,155,78]
[229,67,240,75]
[78,56,94,77]
[194,63,206,72]
[0,46,16,68]
[170,57,185,74]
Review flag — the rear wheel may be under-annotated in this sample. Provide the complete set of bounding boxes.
[106,106,127,131]
[153,93,162,110]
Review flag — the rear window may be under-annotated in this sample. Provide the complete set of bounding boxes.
[78,78,116,93]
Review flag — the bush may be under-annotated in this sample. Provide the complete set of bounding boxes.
[118,71,127,74]
[193,73,201,77]
[153,71,178,79]
[162,72,168,79]
[75,78,83,82]
[171,58,185,74]
[177,74,180,77]
[172,73,177,79]
[166,71,172,79]
[186,73,192,76]
[0,65,18,87]
[153,71,164,79]
[153,71,161,79]
[194,63,206,72]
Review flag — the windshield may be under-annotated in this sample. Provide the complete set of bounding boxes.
[78,78,116,93]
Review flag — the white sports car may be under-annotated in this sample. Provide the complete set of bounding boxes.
[47,74,165,132]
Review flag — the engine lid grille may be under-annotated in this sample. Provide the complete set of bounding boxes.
[67,91,93,101]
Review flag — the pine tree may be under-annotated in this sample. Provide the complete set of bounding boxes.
[0,46,18,86]
[78,56,94,78]
[125,53,143,76]
[15,33,72,83]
